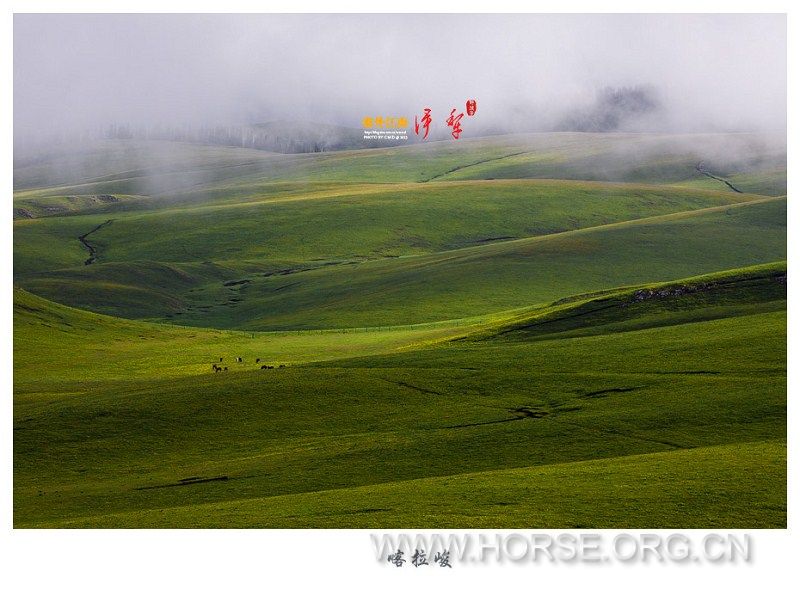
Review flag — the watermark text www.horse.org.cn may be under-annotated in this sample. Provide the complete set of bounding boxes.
[372,533,752,567]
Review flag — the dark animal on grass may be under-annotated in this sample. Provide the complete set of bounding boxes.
[256,358,260,363]
[213,366,222,372]
[219,357,223,362]
[279,364,285,368]
[223,367,228,371]
[261,365,268,370]
[237,357,242,363]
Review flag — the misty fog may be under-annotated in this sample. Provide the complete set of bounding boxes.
[14,13,786,155]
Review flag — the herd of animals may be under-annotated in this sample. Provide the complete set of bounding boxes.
[211,357,286,373]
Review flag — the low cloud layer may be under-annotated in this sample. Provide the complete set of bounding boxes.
[14,13,786,150]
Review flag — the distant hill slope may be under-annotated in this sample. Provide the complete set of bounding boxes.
[15,195,783,329]
[14,132,786,195]
[100,120,406,155]
[14,166,783,327]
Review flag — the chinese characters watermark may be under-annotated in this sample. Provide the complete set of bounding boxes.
[387,548,452,568]
[415,99,477,140]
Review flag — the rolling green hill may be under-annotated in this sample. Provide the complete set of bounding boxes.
[13,132,786,528]
[166,196,784,330]
[14,181,782,327]
[13,287,478,395]
[21,194,778,330]
[14,265,786,527]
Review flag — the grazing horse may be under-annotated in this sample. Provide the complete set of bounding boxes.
[261,365,268,370]
[213,366,222,372]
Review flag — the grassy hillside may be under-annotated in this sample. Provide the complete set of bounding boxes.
[13,132,786,529]
[20,180,760,266]
[33,441,784,528]
[456,262,787,342]
[13,288,477,396]
[14,184,783,327]
[178,196,783,330]
[14,266,785,527]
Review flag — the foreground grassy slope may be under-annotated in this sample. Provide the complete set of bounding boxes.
[14,267,786,527]
[34,441,784,528]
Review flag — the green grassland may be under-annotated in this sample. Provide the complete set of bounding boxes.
[13,287,480,393]
[23,180,765,266]
[14,266,786,527]
[37,442,785,529]
[13,183,780,326]
[13,132,786,528]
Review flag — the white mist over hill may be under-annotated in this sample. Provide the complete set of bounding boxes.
[14,13,786,154]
